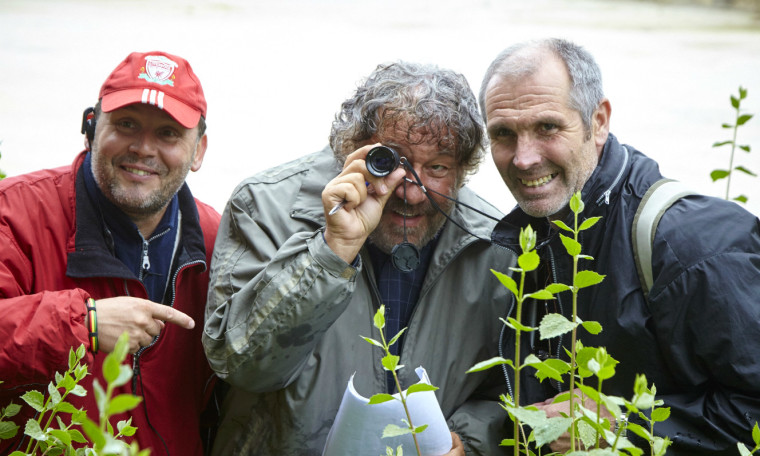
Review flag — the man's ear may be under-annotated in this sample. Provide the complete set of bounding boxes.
[190,134,208,172]
[593,98,612,153]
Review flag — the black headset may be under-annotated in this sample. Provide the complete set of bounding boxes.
[81,107,96,149]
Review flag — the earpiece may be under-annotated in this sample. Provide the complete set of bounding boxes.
[81,107,96,150]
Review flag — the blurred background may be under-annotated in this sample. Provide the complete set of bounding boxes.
[1,0,759,216]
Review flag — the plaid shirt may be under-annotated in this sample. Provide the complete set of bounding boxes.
[367,235,440,392]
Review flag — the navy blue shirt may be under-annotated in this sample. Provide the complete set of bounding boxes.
[83,153,180,303]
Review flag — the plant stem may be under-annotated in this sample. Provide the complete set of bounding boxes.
[726,102,740,200]
[380,328,423,456]
[513,272,526,456]
[568,212,580,451]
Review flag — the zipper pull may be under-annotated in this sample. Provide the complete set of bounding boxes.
[141,240,150,272]
[132,355,140,391]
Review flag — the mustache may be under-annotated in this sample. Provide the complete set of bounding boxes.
[383,196,438,216]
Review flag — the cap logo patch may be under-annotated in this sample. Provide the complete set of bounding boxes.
[139,55,178,86]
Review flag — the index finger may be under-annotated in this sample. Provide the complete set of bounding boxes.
[149,303,195,330]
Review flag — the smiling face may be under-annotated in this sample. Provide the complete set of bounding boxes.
[91,103,206,229]
[484,52,608,220]
[367,120,461,253]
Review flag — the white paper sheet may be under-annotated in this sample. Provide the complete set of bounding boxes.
[322,366,452,456]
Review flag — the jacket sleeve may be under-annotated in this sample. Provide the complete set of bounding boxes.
[203,184,359,393]
[0,228,92,388]
[649,246,760,453]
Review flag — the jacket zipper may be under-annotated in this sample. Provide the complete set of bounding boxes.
[130,259,206,391]
[595,145,630,206]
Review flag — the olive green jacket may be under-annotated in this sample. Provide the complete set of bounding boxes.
[203,147,516,455]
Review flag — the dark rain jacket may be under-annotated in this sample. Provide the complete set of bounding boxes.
[492,134,760,454]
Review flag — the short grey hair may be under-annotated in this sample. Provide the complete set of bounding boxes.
[329,61,485,181]
[479,38,604,135]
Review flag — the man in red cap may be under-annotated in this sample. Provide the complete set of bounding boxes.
[0,51,220,455]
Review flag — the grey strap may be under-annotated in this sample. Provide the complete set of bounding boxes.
[632,179,698,300]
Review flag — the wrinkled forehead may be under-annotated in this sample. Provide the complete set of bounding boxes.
[376,113,456,154]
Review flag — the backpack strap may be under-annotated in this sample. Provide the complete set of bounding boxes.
[632,179,699,301]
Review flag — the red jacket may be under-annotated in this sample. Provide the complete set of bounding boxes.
[0,152,220,455]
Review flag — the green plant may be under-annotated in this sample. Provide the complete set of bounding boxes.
[738,422,760,456]
[0,333,147,456]
[362,305,439,456]
[468,192,671,455]
[711,86,756,203]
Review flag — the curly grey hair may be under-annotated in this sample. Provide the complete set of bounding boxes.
[479,38,604,137]
[329,61,485,182]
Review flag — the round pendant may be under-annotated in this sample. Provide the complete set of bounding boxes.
[391,242,420,272]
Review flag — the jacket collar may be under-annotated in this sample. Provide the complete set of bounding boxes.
[67,151,208,279]
[493,134,630,247]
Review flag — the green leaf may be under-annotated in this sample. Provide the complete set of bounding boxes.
[54,401,79,415]
[116,417,136,437]
[413,424,429,434]
[381,354,400,372]
[374,307,386,330]
[518,250,540,272]
[739,86,748,99]
[731,95,740,109]
[735,166,757,177]
[712,140,732,148]
[68,428,88,444]
[76,344,86,361]
[103,350,121,384]
[579,216,601,231]
[361,336,384,348]
[368,393,396,405]
[534,416,573,447]
[734,195,748,203]
[49,428,72,446]
[737,114,753,126]
[581,320,603,335]
[560,234,581,257]
[492,269,518,298]
[526,289,554,301]
[738,442,752,456]
[520,225,537,252]
[524,355,564,382]
[382,424,411,438]
[70,384,87,397]
[539,313,576,339]
[107,394,142,416]
[510,406,549,428]
[111,365,133,388]
[407,383,438,395]
[552,220,573,232]
[466,356,513,373]
[710,169,730,181]
[48,382,62,408]
[92,380,107,415]
[68,348,77,371]
[24,419,46,441]
[574,270,605,289]
[545,283,571,294]
[21,390,45,412]
[722,123,734,129]
[626,421,651,441]
[651,407,671,422]
[0,421,20,439]
[751,421,759,444]
[739,144,751,152]
[3,403,22,417]
[569,192,584,215]
[506,316,537,332]
[387,327,407,347]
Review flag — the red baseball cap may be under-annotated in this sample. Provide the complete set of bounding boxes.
[99,51,207,128]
